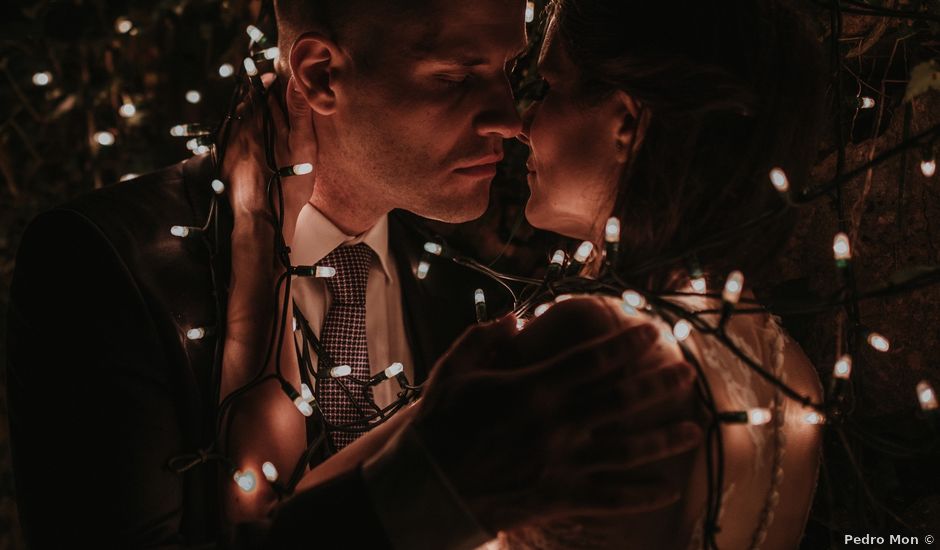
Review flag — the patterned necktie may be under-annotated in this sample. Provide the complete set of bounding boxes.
[316,242,375,450]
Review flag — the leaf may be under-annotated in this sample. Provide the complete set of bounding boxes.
[904,60,940,102]
[888,265,939,286]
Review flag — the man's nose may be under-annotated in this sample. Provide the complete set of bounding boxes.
[474,77,524,139]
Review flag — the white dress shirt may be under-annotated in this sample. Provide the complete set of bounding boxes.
[290,202,415,408]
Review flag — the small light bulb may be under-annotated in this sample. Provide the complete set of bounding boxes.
[859,96,875,109]
[32,72,52,86]
[474,288,486,305]
[315,266,336,278]
[722,271,744,304]
[94,131,115,146]
[170,225,191,238]
[605,217,621,243]
[300,383,313,402]
[803,411,825,425]
[747,408,773,426]
[218,63,235,78]
[293,397,314,417]
[234,470,256,492]
[114,17,133,34]
[424,242,443,256]
[185,90,202,104]
[294,162,314,175]
[573,241,594,263]
[330,365,352,378]
[120,173,138,182]
[211,179,225,194]
[516,317,527,330]
[193,144,211,155]
[550,249,566,266]
[833,354,852,380]
[385,362,404,378]
[866,332,890,352]
[170,125,186,137]
[186,327,205,340]
[622,290,647,309]
[246,25,265,43]
[673,320,692,341]
[917,380,938,411]
[691,277,707,294]
[263,47,280,60]
[243,57,259,77]
[119,102,136,118]
[533,303,551,317]
[186,138,198,151]
[769,167,789,193]
[417,260,431,280]
[525,1,535,23]
[832,232,851,262]
[261,462,278,482]
[921,159,937,177]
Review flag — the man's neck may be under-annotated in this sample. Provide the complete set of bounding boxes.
[308,172,390,236]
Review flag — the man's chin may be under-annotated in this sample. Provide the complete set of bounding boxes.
[410,180,491,223]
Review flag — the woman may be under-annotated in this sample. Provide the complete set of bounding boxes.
[490,0,826,548]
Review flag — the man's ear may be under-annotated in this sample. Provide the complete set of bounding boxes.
[289,33,345,116]
[614,90,649,163]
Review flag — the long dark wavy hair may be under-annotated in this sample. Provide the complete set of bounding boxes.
[549,0,826,290]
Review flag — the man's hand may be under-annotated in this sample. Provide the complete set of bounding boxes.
[409,298,702,533]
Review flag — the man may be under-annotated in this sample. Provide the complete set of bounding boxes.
[6,0,702,548]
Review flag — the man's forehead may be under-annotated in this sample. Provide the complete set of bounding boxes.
[401,0,528,63]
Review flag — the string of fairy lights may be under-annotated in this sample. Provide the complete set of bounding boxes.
[15,0,939,547]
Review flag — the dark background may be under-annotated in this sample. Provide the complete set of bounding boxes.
[0,0,938,548]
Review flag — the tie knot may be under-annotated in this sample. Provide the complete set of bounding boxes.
[317,243,374,305]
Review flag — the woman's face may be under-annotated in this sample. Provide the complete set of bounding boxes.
[520,16,639,241]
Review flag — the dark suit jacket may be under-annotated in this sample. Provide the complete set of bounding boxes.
[6,154,510,548]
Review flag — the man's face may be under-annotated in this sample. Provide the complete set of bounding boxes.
[324,0,527,223]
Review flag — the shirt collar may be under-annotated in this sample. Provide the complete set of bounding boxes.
[290,202,393,281]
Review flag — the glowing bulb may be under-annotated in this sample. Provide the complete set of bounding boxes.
[120,173,138,182]
[330,365,352,378]
[233,470,256,492]
[691,277,707,294]
[315,266,336,278]
[917,381,938,411]
[32,72,52,86]
[119,102,136,118]
[921,159,936,177]
[263,47,280,60]
[622,290,647,309]
[747,408,773,426]
[293,397,314,417]
[114,17,133,34]
[261,462,278,482]
[550,250,566,266]
[297,163,315,175]
[525,1,535,23]
[833,355,852,380]
[186,138,198,151]
[246,25,265,44]
[211,179,225,194]
[218,63,235,78]
[533,303,551,317]
[185,90,202,104]
[673,320,692,341]
[866,332,890,352]
[186,328,205,341]
[573,241,594,263]
[243,57,259,77]
[424,242,443,256]
[170,125,186,137]
[193,144,211,155]
[300,383,313,402]
[474,288,486,305]
[620,303,639,317]
[94,131,115,146]
[769,167,789,193]
[832,232,851,262]
[170,225,191,238]
[803,411,825,425]
[722,271,744,304]
[516,317,527,330]
[859,96,875,109]
[555,294,573,302]
[605,217,621,243]
[385,362,404,378]
[417,260,431,280]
